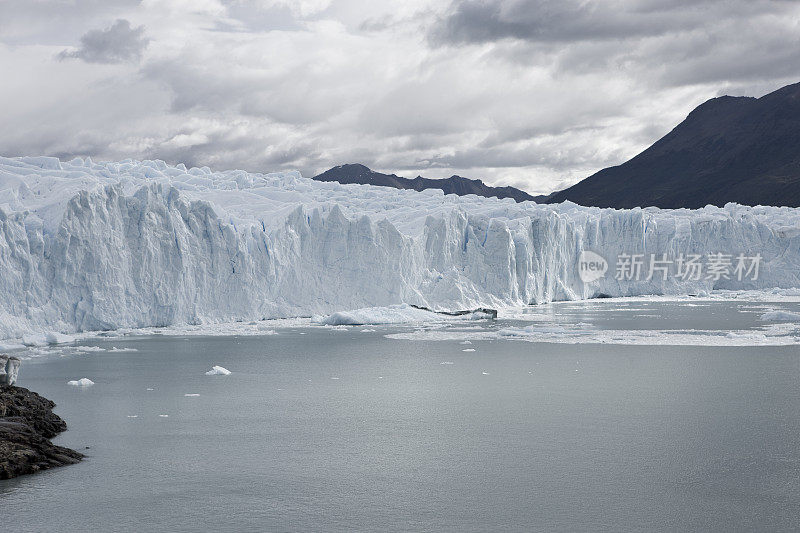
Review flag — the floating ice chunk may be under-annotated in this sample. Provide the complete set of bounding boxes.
[482,371,490,375]
[0,343,24,351]
[158,414,169,418]
[761,310,800,321]
[67,378,94,387]
[440,361,454,365]
[463,348,476,352]
[108,347,138,352]
[146,388,154,391]
[74,346,105,352]
[127,415,138,418]
[459,341,472,345]
[316,304,443,326]
[205,365,231,375]
[330,377,340,380]
[725,331,769,342]
[45,332,75,344]
[21,335,47,347]
[184,393,200,397]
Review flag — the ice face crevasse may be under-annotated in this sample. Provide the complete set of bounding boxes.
[0,155,798,339]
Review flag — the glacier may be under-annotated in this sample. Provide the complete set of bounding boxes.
[0,155,799,340]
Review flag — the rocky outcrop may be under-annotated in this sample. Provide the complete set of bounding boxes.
[0,385,83,479]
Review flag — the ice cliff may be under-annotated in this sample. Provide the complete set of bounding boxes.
[0,155,799,339]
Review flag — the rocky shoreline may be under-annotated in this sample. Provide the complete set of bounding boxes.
[1,375,83,479]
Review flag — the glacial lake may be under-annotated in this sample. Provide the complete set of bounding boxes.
[2,299,800,532]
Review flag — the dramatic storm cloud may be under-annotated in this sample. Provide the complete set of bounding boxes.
[1,0,799,193]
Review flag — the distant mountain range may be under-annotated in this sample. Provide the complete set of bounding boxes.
[312,164,548,203]
[314,82,800,208]
[547,81,800,208]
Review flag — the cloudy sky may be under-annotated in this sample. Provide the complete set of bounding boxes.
[1,0,799,193]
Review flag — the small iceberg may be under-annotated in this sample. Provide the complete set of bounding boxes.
[67,378,94,387]
[205,365,231,376]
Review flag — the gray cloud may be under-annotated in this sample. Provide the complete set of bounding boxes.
[429,0,800,93]
[430,0,793,45]
[58,19,149,64]
[2,0,800,195]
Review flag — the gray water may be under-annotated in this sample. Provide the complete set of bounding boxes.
[2,301,800,532]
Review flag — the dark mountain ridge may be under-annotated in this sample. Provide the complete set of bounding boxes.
[313,164,548,203]
[546,81,800,208]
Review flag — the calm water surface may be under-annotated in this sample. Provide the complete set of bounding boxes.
[2,301,800,532]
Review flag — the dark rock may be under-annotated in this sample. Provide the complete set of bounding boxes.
[409,304,498,319]
[0,385,83,479]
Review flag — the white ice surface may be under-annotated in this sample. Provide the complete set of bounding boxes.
[1,156,799,341]
[386,322,800,346]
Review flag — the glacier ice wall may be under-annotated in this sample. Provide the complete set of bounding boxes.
[0,155,799,338]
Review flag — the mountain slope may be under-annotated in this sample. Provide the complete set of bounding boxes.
[547,82,800,208]
[313,164,548,203]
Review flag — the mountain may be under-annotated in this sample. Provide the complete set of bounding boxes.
[312,164,548,203]
[546,82,800,208]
